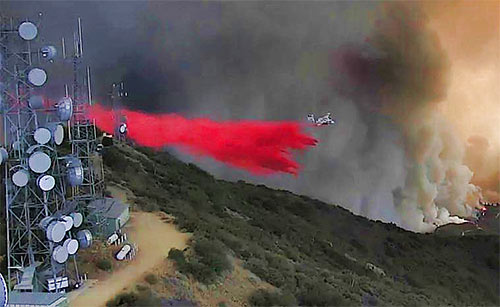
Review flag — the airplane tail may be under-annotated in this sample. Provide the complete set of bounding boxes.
[307,114,315,123]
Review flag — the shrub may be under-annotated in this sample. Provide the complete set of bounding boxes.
[244,257,268,280]
[145,273,158,285]
[183,260,216,284]
[96,258,112,271]
[136,284,149,291]
[297,280,345,306]
[106,290,163,307]
[194,239,232,275]
[168,248,186,265]
[106,292,138,306]
[249,289,297,306]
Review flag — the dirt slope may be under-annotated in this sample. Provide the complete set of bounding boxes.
[70,211,191,307]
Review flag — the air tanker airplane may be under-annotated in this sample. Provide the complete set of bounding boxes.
[307,113,335,126]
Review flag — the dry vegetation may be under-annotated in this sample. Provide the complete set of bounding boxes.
[97,143,500,306]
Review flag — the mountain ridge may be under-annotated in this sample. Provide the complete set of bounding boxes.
[102,143,499,306]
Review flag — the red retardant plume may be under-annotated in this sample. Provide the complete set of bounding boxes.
[87,104,318,175]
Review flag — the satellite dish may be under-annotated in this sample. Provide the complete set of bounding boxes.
[116,244,132,261]
[70,212,83,228]
[18,22,38,40]
[46,221,66,243]
[0,273,7,307]
[119,123,127,134]
[12,169,29,187]
[28,68,47,87]
[0,148,8,165]
[34,127,52,145]
[28,151,51,173]
[52,245,69,264]
[46,123,64,145]
[39,216,54,229]
[76,229,92,249]
[63,238,79,255]
[11,141,21,151]
[53,124,64,145]
[41,45,57,60]
[96,143,104,153]
[28,95,44,109]
[36,174,55,192]
[61,215,73,231]
[57,97,73,121]
[107,233,119,245]
[66,158,83,186]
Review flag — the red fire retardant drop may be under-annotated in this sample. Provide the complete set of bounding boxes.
[87,104,317,175]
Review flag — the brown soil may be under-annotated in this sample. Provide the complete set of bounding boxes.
[70,211,191,307]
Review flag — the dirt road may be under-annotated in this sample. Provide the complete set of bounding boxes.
[70,211,191,306]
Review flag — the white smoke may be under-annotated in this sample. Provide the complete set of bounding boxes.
[395,113,480,231]
[3,1,483,232]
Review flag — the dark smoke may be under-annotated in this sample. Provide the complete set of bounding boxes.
[4,1,476,231]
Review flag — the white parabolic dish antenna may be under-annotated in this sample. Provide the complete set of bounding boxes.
[70,212,83,228]
[12,169,29,187]
[61,215,73,231]
[57,97,73,121]
[52,245,68,264]
[37,174,55,192]
[28,95,44,109]
[11,141,21,151]
[0,273,7,307]
[46,221,66,243]
[18,22,38,40]
[34,127,52,145]
[0,148,8,165]
[66,158,83,186]
[28,68,47,87]
[53,124,64,145]
[41,45,57,60]
[119,123,127,134]
[39,216,53,229]
[76,229,92,249]
[29,151,51,173]
[116,244,131,261]
[63,238,79,255]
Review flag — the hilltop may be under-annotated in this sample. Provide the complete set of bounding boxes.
[100,143,499,306]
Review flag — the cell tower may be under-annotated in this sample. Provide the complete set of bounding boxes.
[0,13,100,300]
[69,18,104,201]
[110,81,128,141]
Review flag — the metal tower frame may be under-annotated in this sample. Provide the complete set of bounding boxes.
[0,14,105,297]
[0,15,70,291]
[69,25,104,201]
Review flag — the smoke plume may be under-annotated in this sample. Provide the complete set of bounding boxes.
[4,1,497,232]
[332,3,483,231]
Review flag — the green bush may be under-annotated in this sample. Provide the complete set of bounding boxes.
[194,239,232,275]
[183,260,217,284]
[106,290,163,307]
[145,273,158,285]
[297,280,345,306]
[98,144,500,307]
[168,248,186,265]
[106,292,138,306]
[136,284,149,291]
[249,289,297,306]
[96,258,112,272]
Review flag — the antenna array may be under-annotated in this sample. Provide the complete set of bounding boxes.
[0,14,103,298]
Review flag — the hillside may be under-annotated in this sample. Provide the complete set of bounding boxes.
[100,143,499,306]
